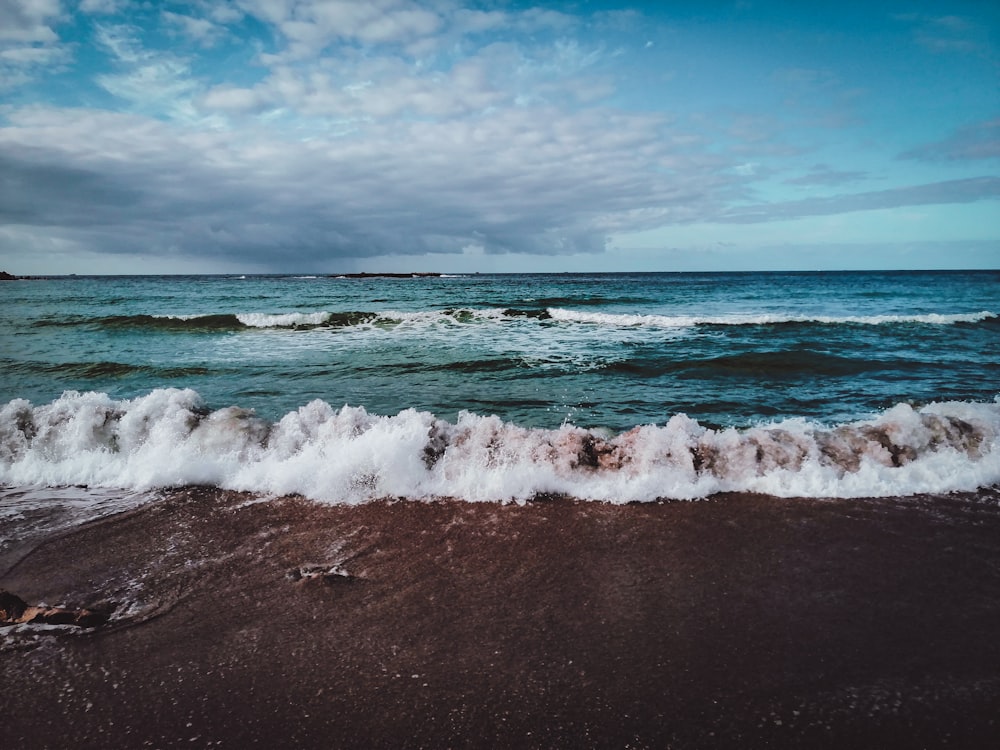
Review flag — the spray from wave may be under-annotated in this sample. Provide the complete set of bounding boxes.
[2,389,997,503]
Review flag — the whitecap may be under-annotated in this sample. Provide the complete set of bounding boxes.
[2,390,998,504]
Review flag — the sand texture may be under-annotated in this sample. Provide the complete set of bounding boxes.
[2,488,1000,748]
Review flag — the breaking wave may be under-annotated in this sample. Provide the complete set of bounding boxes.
[2,389,998,504]
[36,309,529,332]
[31,308,998,333]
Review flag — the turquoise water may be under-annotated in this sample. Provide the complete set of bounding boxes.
[2,270,999,502]
[3,270,998,429]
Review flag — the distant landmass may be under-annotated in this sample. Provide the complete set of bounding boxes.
[329,272,442,279]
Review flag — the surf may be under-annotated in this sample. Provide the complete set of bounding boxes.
[2,389,997,504]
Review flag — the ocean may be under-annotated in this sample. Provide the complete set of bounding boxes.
[1,270,999,504]
[5,269,1000,748]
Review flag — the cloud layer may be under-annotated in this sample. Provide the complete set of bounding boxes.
[0,1,997,271]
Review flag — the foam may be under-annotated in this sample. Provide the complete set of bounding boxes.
[234,311,333,328]
[2,389,998,504]
[547,308,997,328]
[146,308,520,330]
[107,307,999,333]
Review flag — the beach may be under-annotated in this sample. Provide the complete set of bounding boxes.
[3,487,999,749]
[2,271,998,747]
[4,0,999,742]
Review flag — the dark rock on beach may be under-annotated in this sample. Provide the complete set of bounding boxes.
[0,589,28,621]
[0,589,110,628]
[2,487,1000,749]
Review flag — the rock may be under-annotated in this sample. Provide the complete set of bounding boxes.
[0,271,19,281]
[288,564,355,584]
[25,606,110,628]
[329,272,442,279]
[31,608,78,626]
[73,609,111,628]
[0,590,109,628]
[0,590,28,622]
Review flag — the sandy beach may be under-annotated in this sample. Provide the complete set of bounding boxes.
[2,488,999,748]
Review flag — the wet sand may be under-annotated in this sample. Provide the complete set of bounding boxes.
[3,488,1000,749]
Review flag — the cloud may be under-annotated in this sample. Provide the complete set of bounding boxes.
[895,13,991,55]
[235,0,443,59]
[721,177,1000,223]
[784,164,870,186]
[8,97,992,271]
[92,23,201,119]
[79,0,128,13]
[202,53,508,119]
[0,0,60,42]
[162,10,228,47]
[1,1,997,274]
[900,119,1000,162]
[451,8,506,35]
[200,31,616,122]
[0,0,70,90]
[0,105,736,268]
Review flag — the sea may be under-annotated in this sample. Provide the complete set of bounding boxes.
[1,270,999,514]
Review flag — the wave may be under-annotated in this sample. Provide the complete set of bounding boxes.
[4,360,212,379]
[30,307,996,334]
[547,309,998,328]
[2,389,997,503]
[514,295,651,307]
[34,308,534,332]
[601,351,887,379]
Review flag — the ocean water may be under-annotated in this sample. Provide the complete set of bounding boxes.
[1,270,999,504]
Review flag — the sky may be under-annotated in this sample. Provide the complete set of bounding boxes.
[0,0,998,274]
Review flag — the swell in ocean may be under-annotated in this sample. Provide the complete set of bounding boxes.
[31,307,999,332]
[2,388,997,503]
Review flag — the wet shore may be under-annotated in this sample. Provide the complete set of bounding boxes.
[3,488,1000,748]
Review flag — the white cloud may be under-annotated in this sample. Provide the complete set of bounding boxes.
[0,44,61,63]
[235,0,443,59]
[1,0,996,274]
[202,52,509,119]
[900,119,1000,162]
[0,104,737,267]
[451,8,506,35]
[93,23,201,119]
[162,10,227,47]
[895,13,989,55]
[0,0,60,42]
[79,0,128,13]
[721,177,1000,223]
[200,26,624,124]
[0,0,69,90]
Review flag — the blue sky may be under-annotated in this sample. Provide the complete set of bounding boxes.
[0,0,997,273]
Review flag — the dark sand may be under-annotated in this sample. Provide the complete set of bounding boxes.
[3,488,1000,749]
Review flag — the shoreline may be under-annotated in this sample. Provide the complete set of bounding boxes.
[2,488,999,748]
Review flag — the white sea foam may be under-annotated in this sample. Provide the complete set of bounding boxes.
[378,308,516,324]
[235,311,333,328]
[148,308,521,329]
[137,308,997,331]
[0,486,154,549]
[2,390,998,504]
[547,308,998,328]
